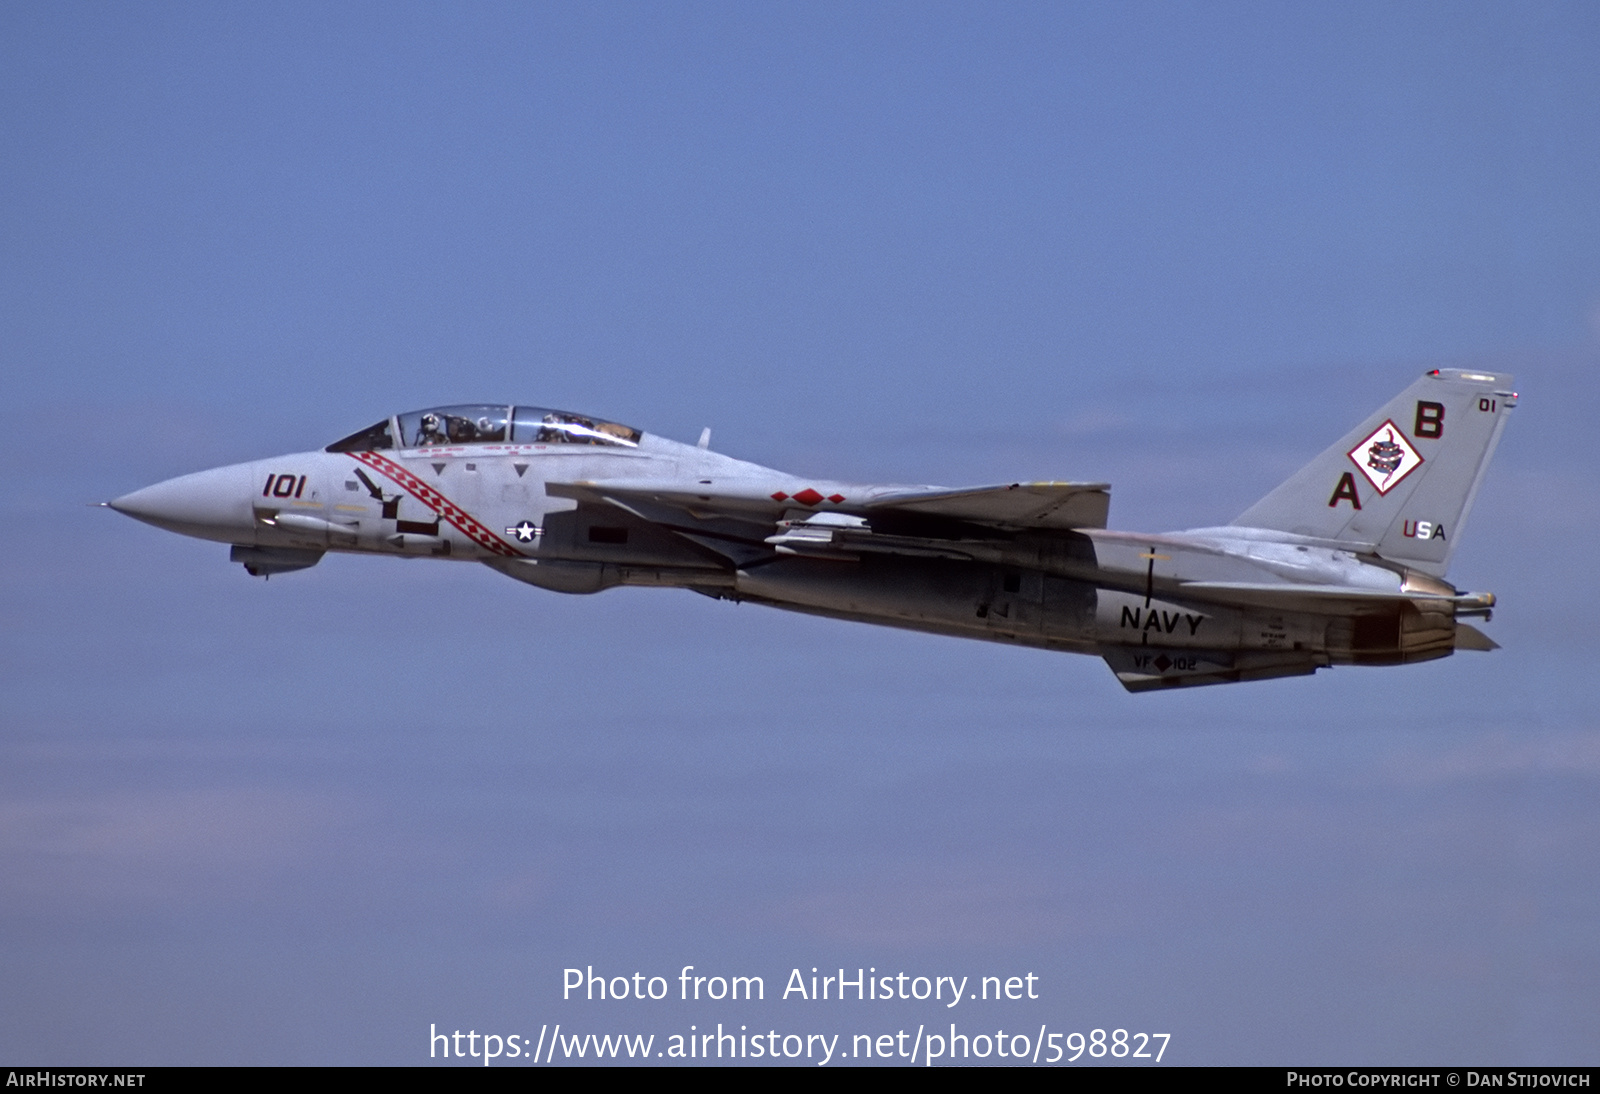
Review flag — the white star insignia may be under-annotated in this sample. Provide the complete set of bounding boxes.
[506,521,541,542]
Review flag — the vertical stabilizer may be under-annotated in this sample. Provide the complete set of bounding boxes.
[1231,369,1517,576]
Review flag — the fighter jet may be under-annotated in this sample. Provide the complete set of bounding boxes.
[108,369,1514,691]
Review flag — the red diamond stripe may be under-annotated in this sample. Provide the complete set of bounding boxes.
[349,451,524,558]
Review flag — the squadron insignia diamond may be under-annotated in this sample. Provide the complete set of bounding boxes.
[1349,419,1424,494]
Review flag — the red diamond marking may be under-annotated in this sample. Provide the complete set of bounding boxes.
[770,491,789,501]
[827,494,845,503]
[1153,655,1172,672]
[793,488,824,506]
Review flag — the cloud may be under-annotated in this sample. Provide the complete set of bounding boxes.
[1381,729,1600,786]
[764,869,1088,947]
[0,786,355,915]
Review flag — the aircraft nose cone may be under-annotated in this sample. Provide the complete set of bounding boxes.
[109,465,256,542]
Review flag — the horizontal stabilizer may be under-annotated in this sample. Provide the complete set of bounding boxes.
[1175,581,1492,614]
[1454,623,1499,651]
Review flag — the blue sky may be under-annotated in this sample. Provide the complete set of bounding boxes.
[3,1,1598,1065]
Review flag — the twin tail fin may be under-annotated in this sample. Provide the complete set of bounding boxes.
[1231,369,1516,577]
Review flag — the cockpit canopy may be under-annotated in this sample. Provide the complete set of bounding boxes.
[325,405,642,452]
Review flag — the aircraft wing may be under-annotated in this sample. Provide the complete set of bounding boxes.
[549,479,1112,531]
[545,480,778,566]
[546,478,1111,566]
[862,482,1111,530]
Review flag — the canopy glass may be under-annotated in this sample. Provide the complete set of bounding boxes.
[326,405,642,452]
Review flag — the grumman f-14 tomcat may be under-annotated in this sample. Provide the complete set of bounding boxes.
[108,369,1515,691]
